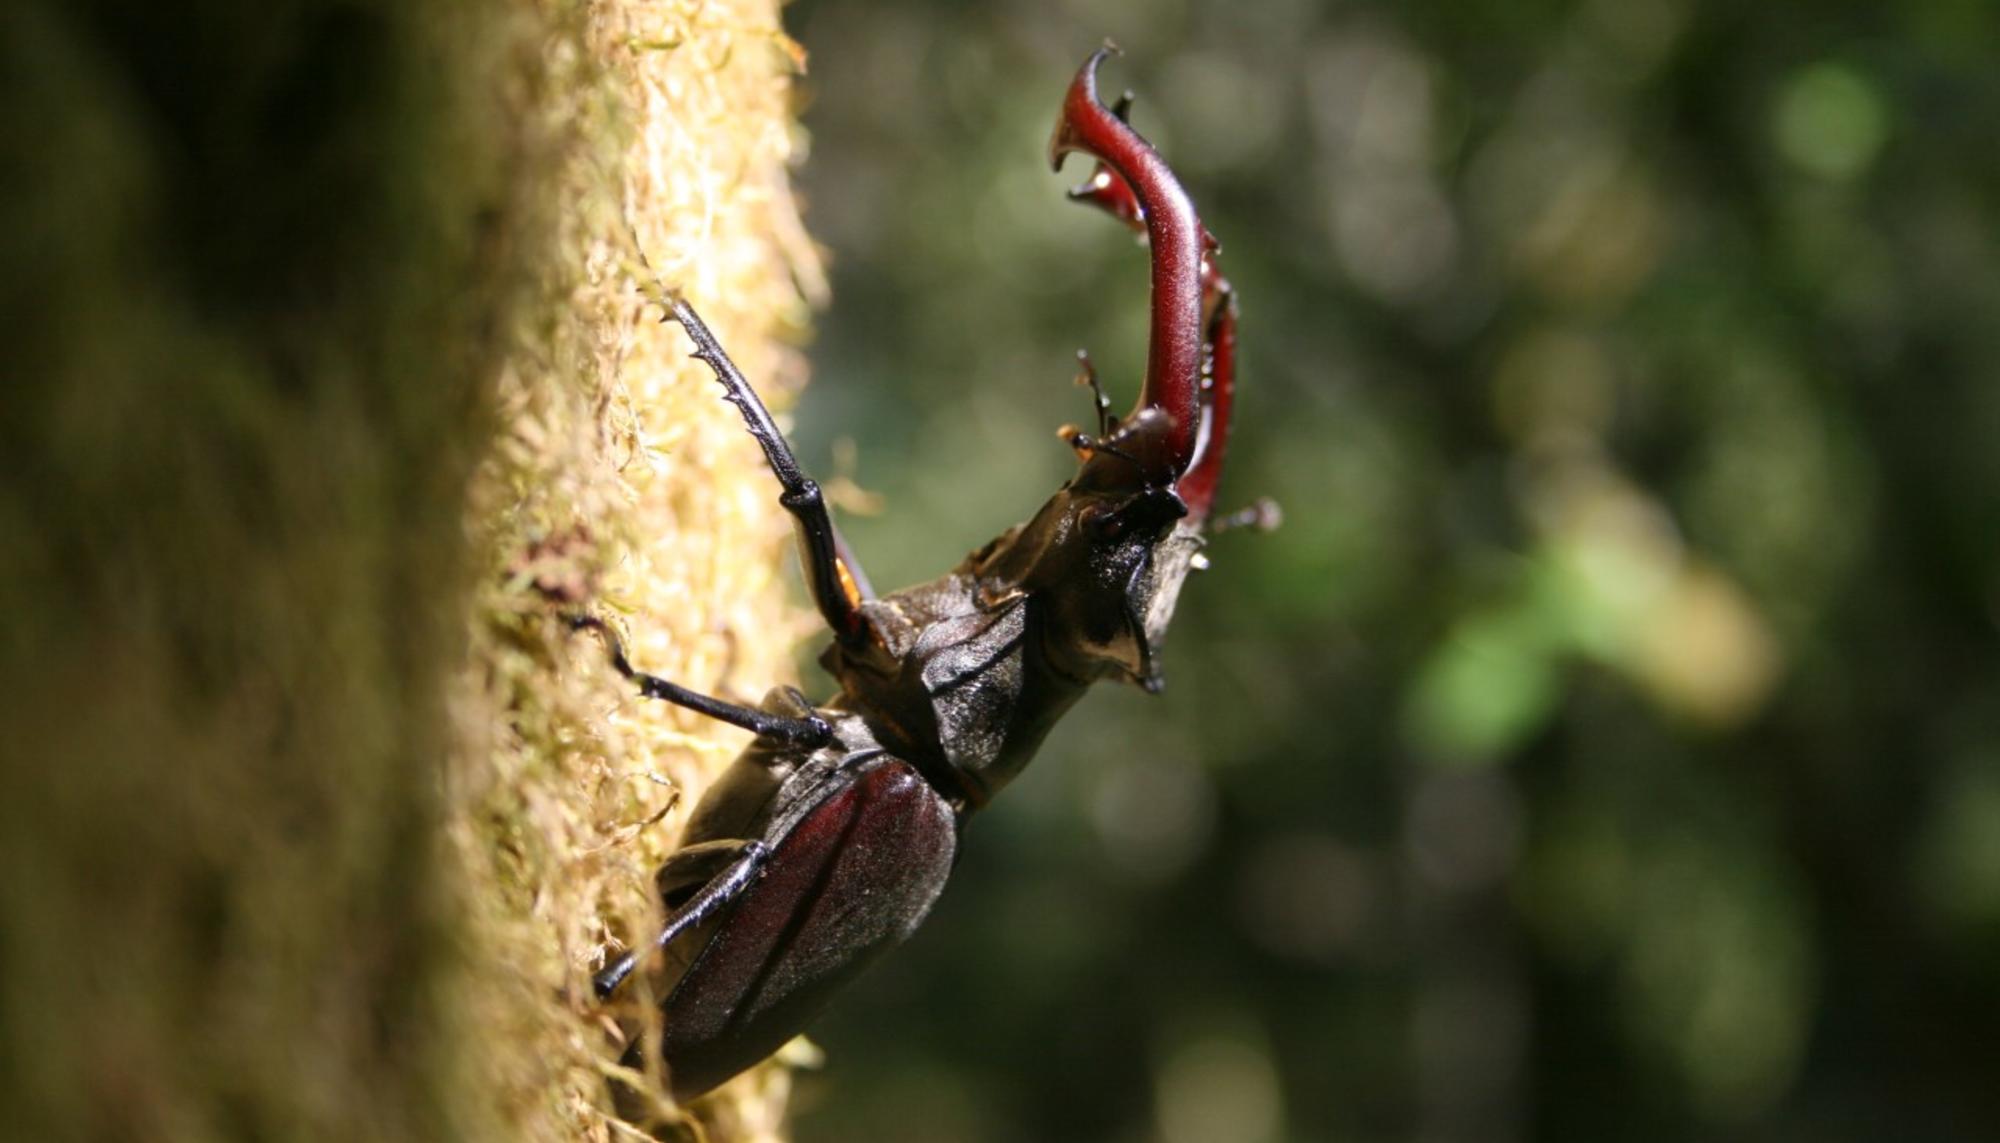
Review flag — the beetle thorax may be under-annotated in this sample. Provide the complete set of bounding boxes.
[971,450,1201,692]
[821,467,1202,809]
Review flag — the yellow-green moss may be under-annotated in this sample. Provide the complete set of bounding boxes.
[447,2,820,1140]
[1,0,815,1140]
[1,1,537,1139]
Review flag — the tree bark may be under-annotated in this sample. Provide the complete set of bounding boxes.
[0,0,814,1139]
[449,1,820,1139]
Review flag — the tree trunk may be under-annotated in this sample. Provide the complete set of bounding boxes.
[0,0,815,1139]
[448,0,821,1139]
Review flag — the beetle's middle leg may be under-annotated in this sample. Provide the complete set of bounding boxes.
[662,296,876,644]
[571,615,831,747]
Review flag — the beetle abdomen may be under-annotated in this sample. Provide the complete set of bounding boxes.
[661,754,956,1098]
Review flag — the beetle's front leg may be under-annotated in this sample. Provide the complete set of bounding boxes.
[661,296,877,645]
[570,616,831,747]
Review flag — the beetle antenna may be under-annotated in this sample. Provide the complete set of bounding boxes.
[1072,349,1114,436]
[1058,425,1142,469]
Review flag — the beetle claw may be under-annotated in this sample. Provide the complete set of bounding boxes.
[649,283,688,322]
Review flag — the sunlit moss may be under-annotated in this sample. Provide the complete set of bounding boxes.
[447,1,817,1139]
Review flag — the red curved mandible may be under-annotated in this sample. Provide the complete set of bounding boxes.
[1049,47,1204,481]
[1052,49,1236,520]
[1176,277,1235,519]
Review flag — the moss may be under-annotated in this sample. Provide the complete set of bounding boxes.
[0,0,816,1139]
[446,1,820,1140]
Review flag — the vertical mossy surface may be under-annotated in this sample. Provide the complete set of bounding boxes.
[0,0,815,1139]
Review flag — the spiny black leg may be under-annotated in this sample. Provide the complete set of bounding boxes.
[662,295,873,641]
[594,839,773,999]
[570,615,831,747]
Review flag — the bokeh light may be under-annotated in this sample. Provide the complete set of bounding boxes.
[778,0,2000,1139]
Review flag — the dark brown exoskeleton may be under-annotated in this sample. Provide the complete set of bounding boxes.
[582,48,1249,1101]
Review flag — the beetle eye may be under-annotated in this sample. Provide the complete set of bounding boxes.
[1085,506,1129,541]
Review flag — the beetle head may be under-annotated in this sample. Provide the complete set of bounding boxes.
[962,48,1240,693]
[974,410,1206,692]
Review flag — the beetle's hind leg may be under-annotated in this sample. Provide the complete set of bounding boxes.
[570,615,831,747]
[660,295,876,644]
[594,838,772,999]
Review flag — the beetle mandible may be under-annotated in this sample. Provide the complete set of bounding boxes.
[580,47,1248,1101]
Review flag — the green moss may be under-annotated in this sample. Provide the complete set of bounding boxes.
[0,0,814,1139]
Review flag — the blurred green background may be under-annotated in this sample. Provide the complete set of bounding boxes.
[775,0,2000,1140]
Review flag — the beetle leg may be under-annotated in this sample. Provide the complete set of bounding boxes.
[652,838,758,897]
[594,838,773,999]
[661,295,876,644]
[570,615,832,747]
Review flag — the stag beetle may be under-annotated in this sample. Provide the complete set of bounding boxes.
[580,47,1251,1101]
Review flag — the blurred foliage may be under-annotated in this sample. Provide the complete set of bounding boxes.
[772,0,2000,1140]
